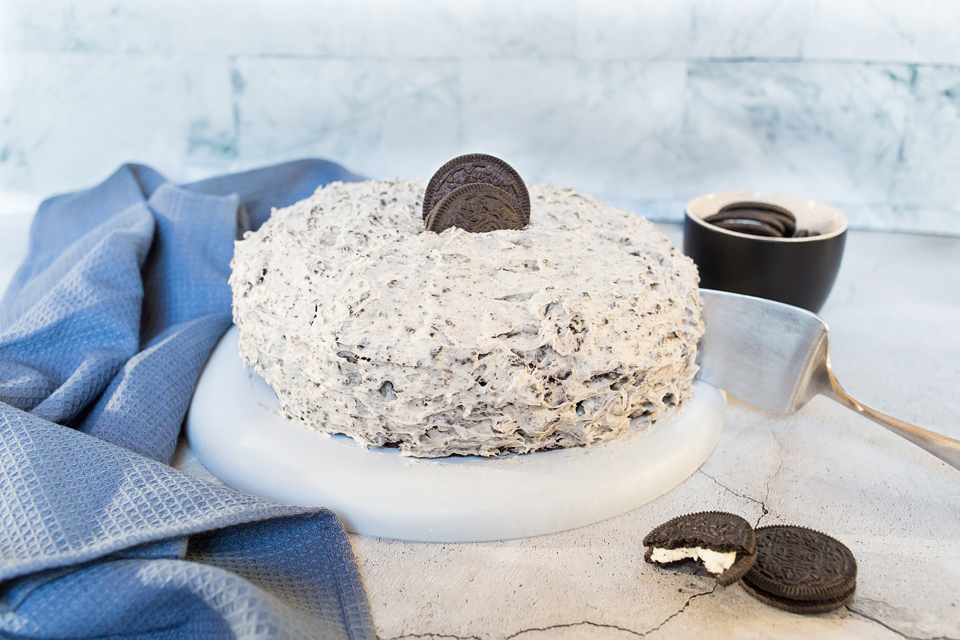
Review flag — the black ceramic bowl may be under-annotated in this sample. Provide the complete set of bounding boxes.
[684,191,848,313]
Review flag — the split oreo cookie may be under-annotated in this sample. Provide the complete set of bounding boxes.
[426,183,525,234]
[741,525,857,613]
[643,511,757,587]
[423,153,530,224]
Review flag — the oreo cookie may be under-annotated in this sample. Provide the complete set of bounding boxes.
[741,525,857,613]
[426,183,525,234]
[704,202,819,238]
[643,511,757,587]
[423,153,530,224]
[740,580,854,614]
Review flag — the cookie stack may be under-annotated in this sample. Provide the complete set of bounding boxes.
[741,525,858,613]
[702,202,819,238]
[643,512,857,614]
[422,154,530,233]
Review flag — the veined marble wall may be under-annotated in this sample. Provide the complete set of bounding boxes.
[1,0,958,234]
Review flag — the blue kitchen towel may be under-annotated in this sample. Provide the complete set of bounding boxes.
[0,160,376,639]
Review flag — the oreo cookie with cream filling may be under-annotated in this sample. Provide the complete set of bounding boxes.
[643,511,757,586]
[740,579,854,614]
[741,525,857,613]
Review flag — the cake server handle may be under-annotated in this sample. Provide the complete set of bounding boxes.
[820,362,960,471]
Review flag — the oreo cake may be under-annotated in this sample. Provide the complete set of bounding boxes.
[229,177,703,458]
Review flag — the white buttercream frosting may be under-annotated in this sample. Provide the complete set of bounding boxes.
[229,178,703,457]
[649,547,738,575]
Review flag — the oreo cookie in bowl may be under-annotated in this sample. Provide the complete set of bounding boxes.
[684,192,848,312]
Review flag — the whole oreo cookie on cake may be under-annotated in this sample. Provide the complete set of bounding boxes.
[229,155,703,457]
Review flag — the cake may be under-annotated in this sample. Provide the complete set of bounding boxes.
[229,178,703,457]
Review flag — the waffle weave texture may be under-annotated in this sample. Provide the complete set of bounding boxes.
[0,160,375,640]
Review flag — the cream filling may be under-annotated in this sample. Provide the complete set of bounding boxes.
[649,547,737,575]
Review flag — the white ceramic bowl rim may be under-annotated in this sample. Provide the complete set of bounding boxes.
[685,191,848,242]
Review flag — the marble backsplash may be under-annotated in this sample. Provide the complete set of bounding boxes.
[1,0,958,234]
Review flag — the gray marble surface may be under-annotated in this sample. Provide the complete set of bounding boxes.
[3,0,960,234]
[2,210,958,638]
[350,224,960,640]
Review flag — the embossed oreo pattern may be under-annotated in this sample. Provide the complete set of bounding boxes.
[643,511,756,554]
[423,154,530,223]
[426,183,525,234]
[744,525,857,602]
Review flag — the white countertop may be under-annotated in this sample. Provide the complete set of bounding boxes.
[351,224,960,640]
[2,211,958,639]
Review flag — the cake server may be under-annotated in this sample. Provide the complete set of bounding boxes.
[698,289,960,471]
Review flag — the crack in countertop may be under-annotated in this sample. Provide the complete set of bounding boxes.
[385,633,482,640]
[698,469,770,528]
[496,583,719,639]
[759,432,786,528]
[846,605,958,640]
[502,619,644,639]
[387,583,720,640]
[639,584,719,638]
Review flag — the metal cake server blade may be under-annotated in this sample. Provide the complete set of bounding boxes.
[698,289,960,471]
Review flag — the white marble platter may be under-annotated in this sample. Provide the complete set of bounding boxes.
[185,326,725,542]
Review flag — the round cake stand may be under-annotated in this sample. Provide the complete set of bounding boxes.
[185,326,725,542]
